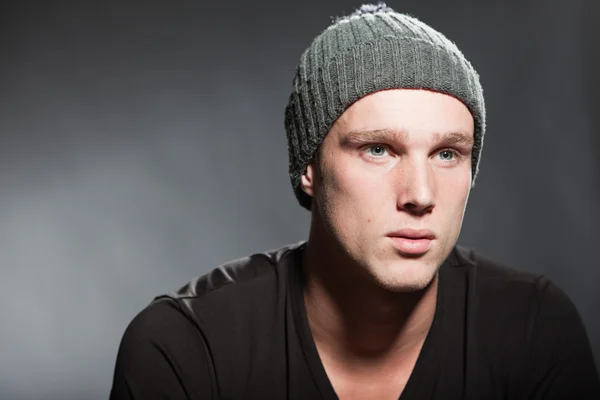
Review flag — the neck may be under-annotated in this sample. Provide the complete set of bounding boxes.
[301,231,439,368]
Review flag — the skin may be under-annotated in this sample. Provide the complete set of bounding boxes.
[299,88,475,399]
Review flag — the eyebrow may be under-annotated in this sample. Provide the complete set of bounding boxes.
[432,131,474,147]
[341,128,474,147]
[342,128,405,145]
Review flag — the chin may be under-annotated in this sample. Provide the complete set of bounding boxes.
[371,257,440,293]
[385,275,436,293]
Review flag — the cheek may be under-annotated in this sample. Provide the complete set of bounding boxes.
[321,161,386,209]
[438,172,471,224]
[317,161,387,230]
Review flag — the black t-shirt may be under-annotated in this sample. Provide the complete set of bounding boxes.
[109,242,600,399]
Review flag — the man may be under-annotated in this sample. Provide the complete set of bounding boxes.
[110,3,599,399]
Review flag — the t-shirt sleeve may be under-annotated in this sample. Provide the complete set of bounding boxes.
[109,298,217,400]
[524,279,600,399]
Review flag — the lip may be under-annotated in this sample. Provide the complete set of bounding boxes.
[387,229,435,256]
[387,228,436,240]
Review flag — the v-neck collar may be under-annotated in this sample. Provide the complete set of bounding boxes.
[287,243,457,400]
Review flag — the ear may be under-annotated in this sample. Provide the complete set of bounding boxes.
[300,161,316,197]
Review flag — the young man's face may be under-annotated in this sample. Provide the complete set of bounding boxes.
[302,89,474,292]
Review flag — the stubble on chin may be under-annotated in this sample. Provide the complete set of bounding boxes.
[362,241,442,292]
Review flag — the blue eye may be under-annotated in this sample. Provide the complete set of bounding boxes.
[439,150,456,161]
[367,145,388,157]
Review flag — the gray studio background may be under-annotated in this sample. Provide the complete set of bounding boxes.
[1,1,598,399]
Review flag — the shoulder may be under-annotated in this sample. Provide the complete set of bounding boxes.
[111,242,306,399]
[451,245,599,396]
[452,244,574,319]
[111,297,218,399]
[132,241,305,344]
[124,240,305,346]
[166,241,303,298]
[452,244,549,309]
[157,241,304,324]
[454,244,543,284]
[453,245,591,323]
[449,245,585,347]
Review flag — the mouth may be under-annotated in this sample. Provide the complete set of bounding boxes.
[387,229,435,256]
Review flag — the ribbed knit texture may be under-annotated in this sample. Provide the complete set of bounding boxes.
[284,4,486,210]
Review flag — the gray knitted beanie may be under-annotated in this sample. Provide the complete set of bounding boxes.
[284,3,486,210]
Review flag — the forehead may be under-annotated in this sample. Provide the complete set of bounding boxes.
[333,89,474,138]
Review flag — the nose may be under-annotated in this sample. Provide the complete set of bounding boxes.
[396,159,435,216]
